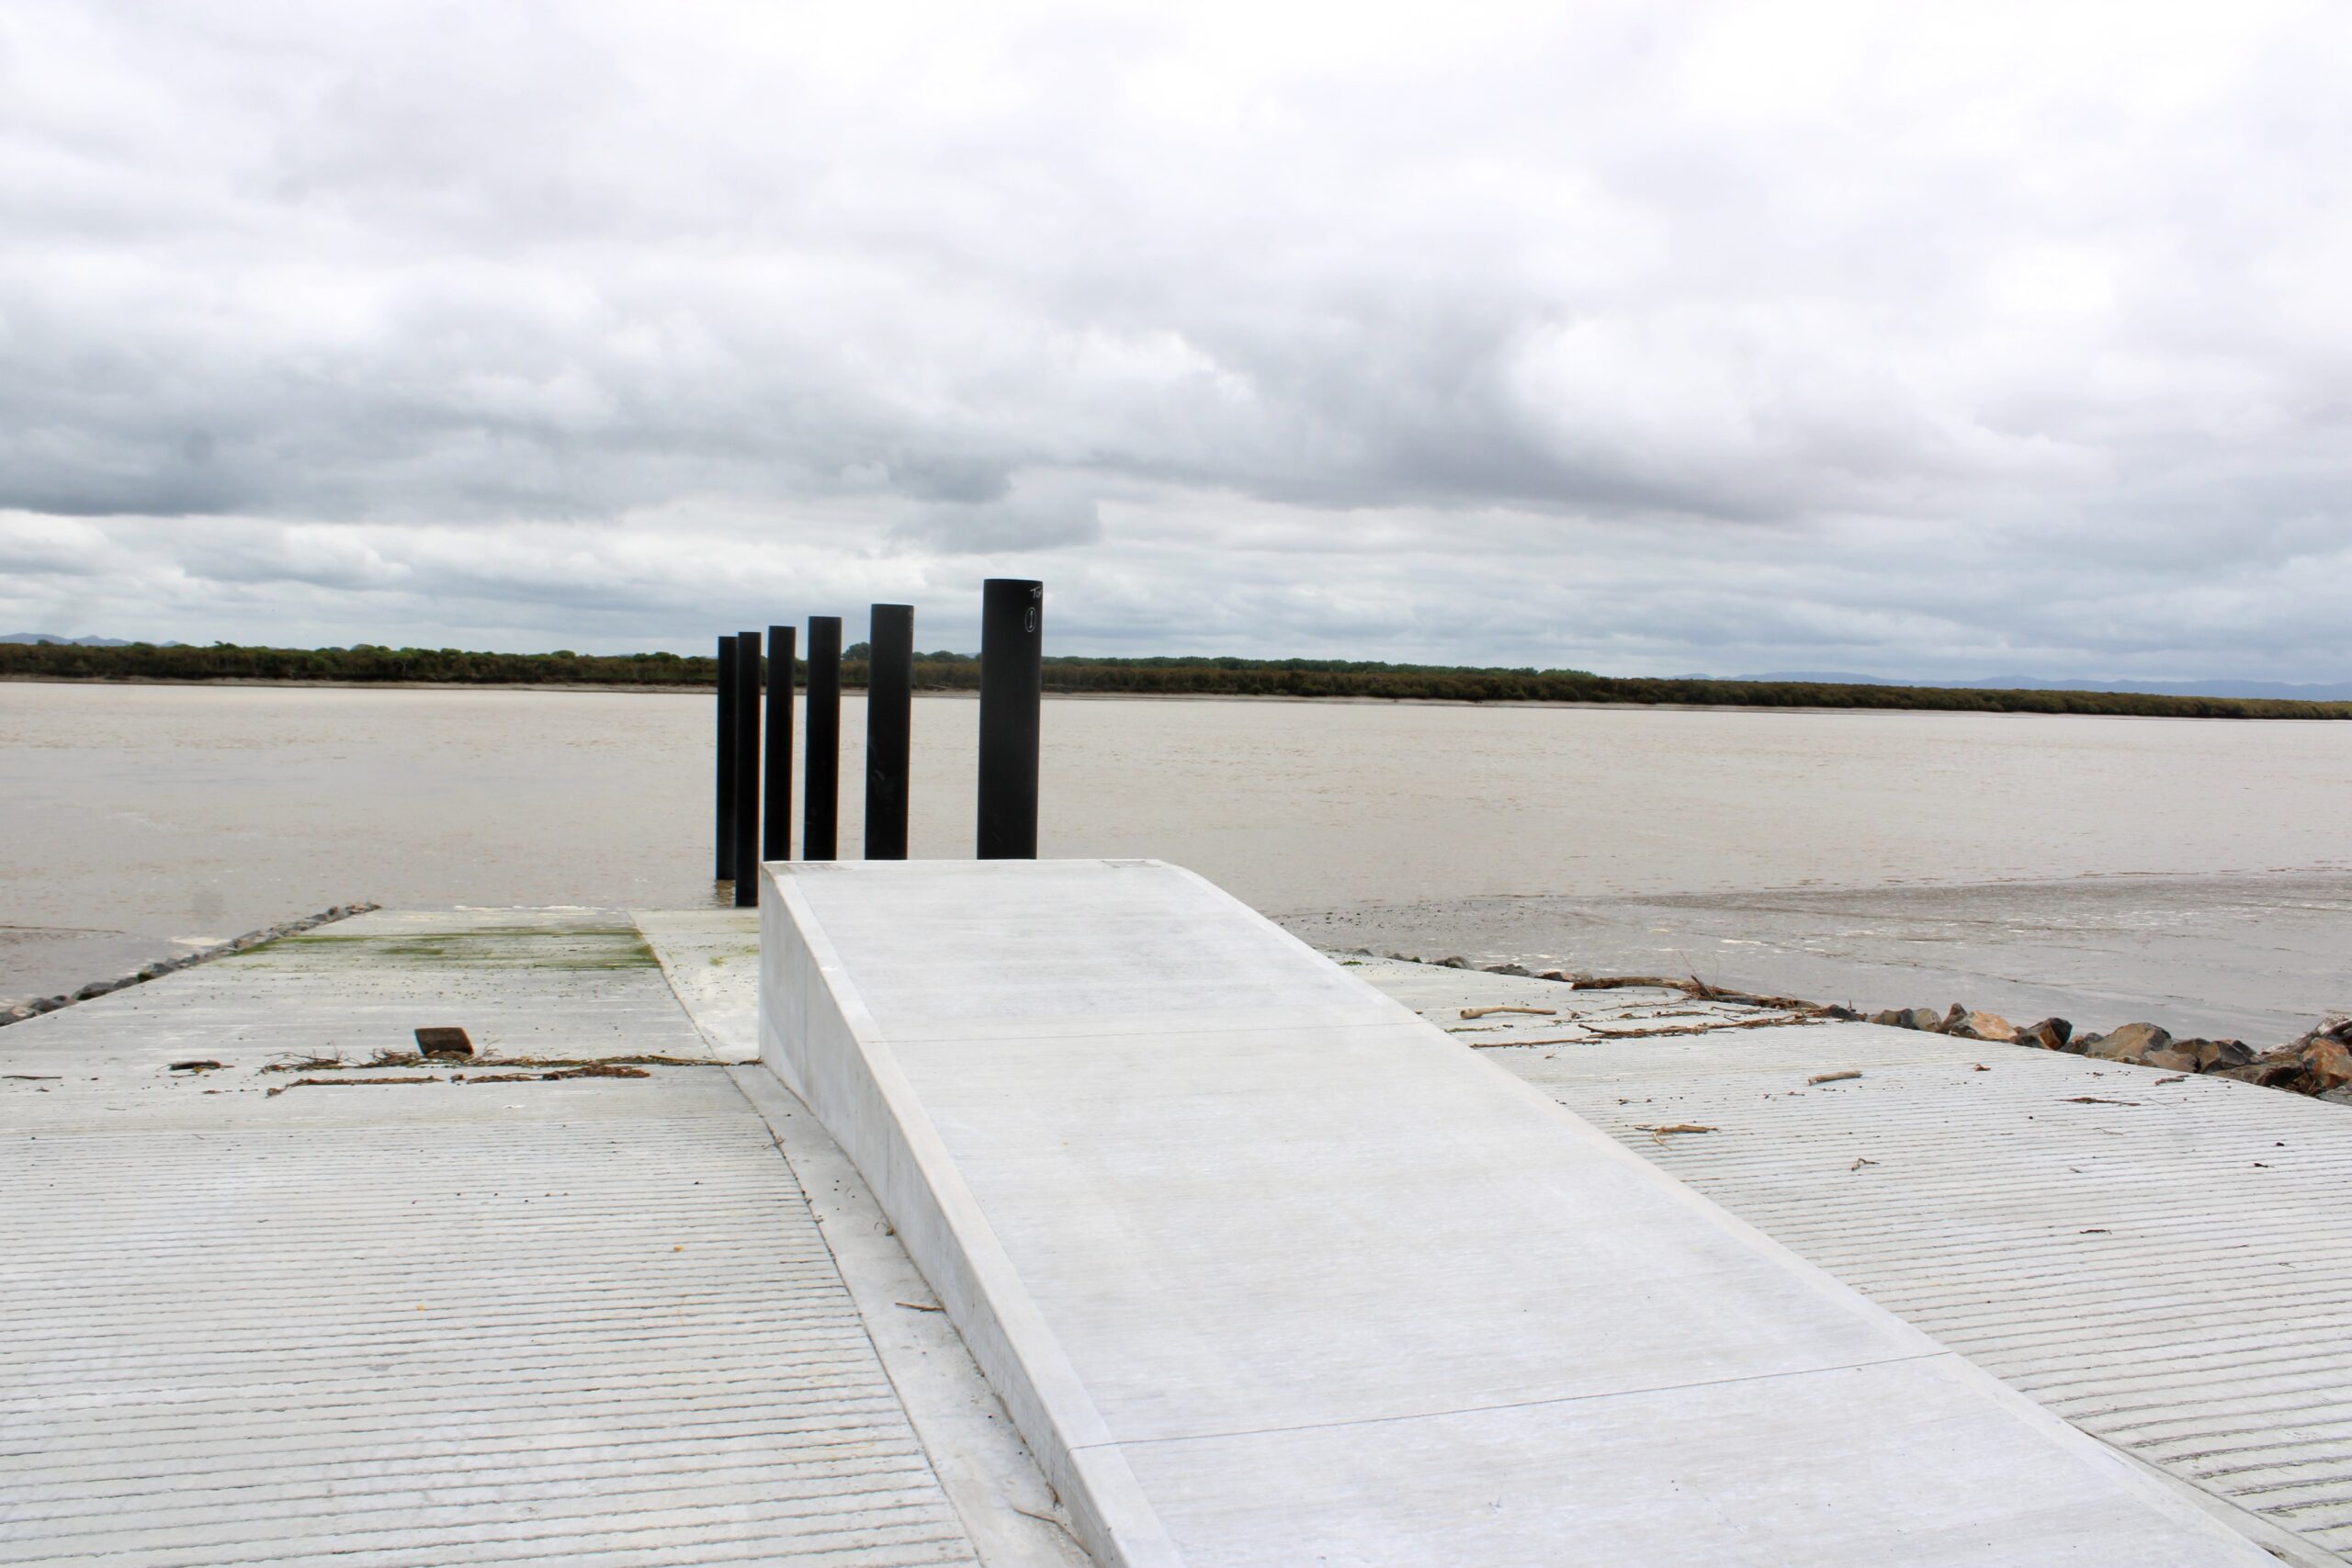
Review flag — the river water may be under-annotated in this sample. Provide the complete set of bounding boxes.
[4,682,2347,1038]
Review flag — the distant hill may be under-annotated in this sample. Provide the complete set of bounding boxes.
[1740,671,2352,703]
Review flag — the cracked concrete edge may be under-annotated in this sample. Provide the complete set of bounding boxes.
[728,1064,1095,1568]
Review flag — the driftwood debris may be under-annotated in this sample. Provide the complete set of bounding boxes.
[265,1051,712,1073]
[458,1064,651,1084]
[263,1060,661,1093]
[1468,1014,1833,1049]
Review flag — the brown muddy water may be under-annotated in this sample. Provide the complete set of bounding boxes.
[4,682,2347,1037]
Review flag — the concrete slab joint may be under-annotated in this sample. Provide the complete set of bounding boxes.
[758,858,2275,1567]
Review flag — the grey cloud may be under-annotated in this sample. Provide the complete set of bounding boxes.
[881,456,1015,506]
[0,2,2348,679]
[890,479,1104,555]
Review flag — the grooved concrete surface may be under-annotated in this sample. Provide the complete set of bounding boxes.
[0,908,987,1568]
[15,900,2345,1567]
[1361,958,2352,1566]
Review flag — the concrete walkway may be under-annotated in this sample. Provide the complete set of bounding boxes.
[0,908,1078,1568]
[762,860,2274,1568]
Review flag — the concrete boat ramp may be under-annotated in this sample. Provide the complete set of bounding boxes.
[2,866,2346,1565]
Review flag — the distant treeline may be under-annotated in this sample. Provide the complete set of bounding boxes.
[6,639,2347,720]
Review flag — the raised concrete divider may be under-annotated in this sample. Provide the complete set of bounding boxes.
[761,860,2271,1567]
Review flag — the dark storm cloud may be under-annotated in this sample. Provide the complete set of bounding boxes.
[2,1,2348,678]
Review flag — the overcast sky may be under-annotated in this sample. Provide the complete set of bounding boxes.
[4,1,2347,678]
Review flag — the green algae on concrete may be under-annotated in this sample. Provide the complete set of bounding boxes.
[240,925,661,971]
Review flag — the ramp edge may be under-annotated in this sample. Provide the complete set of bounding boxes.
[762,862,1184,1568]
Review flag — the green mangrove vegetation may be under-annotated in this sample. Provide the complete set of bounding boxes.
[6,639,2345,719]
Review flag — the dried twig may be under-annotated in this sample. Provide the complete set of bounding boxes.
[1634,1122,1717,1144]
[1469,1013,1818,1048]
[266,1075,445,1097]
[1589,1015,1826,1042]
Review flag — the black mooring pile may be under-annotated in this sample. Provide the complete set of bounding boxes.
[710,579,1044,903]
